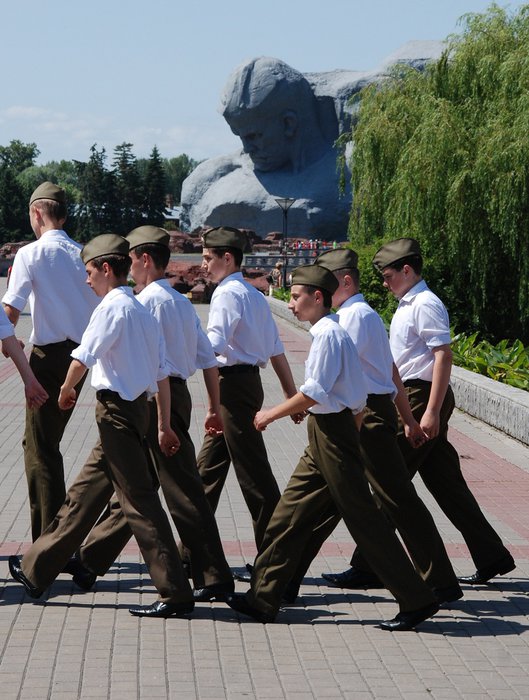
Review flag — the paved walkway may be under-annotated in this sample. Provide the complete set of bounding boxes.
[0,289,528,699]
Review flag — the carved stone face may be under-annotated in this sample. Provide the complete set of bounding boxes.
[227,113,295,172]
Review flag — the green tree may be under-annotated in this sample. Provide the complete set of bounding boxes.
[143,146,166,226]
[0,140,40,242]
[344,3,529,342]
[163,154,198,203]
[112,142,143,233]
[0,140,39,173]
[75,145,118,240]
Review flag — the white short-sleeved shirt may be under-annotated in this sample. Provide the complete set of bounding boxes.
[390,280,451,383]
[2,229,99,345]
[300,314,366,415]
[137,279,216,380]
[0,305,14,340]
[337,294,396,398]
[71,286,168,401]
[207,272,284,367]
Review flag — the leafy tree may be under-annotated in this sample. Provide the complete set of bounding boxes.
[0,140,40,242]
[163,154,198,203]
[344,3,529,342]
[0,140,39,173]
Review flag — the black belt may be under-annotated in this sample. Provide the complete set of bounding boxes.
[403,378,431,388]
[96,390,147,401]
[219,364,259,376]
[34,339,78,350]
[170,376,186,385]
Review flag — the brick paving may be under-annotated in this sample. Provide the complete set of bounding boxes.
[0,285,528,699]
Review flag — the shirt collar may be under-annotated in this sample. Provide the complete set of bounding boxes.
[217,271,244,287]
[399,279,428,305]
[39,228,67,239]
[309,313,339,337]
[338,293,365,310]
[151,278,171,290]
[105,285,134,302]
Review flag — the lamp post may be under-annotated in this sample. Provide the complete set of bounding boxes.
[274,197,296,289]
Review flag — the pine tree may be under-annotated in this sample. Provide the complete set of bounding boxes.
[75,145,117,240]
[143,146,166,226]
[113,142,142,233]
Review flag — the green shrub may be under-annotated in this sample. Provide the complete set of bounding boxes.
[452,331,529,390]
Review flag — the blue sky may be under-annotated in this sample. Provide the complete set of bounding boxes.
[1,1,525,164]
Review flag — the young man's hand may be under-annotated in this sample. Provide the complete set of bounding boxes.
[254,409,274,431]
[158,427,181,457]
[58,386,77,410]
[25,377,48,409]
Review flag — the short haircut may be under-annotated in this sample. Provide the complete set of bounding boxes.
[32,198,67,222]
[91,254,131,278]
[334,267,360,286]
[298,284,333,310]
[131,243,170,270]
[388,255,423,275]
[210,246,243,267]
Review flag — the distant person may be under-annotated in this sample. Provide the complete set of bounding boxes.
[271,262,283,288]
[9,234,193,619]
[324,237,515,587]
[227,264,439,631]
[2,182,98,541]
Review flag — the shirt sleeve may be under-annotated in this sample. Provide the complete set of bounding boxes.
[71,305,120,368]
[414,297,451,350]
[195,316,218,369]
[270,320,285,357]
[207,290,241,356]
[0,305,14,340]
[300,332,342,404]
[156,327,169,381]
[2,249,32,311]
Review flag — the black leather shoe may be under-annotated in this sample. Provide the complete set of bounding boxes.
[458,555,515,585]
[233,563,253,583]
[434,584,464,605]
[193,580,235,602]
[63,557,97,591]
[129,600,194,618]
[226,593,275,623]
[321,567,384,589]
[9,555,44,599]
[379,602,439,631]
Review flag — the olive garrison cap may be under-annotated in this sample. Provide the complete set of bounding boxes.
[315,247,358,271]
[372,237,422,271]
[127,225,170,250]
[291,264,339,295]
[81,234,129,264]
[29,181,66,206]
[201,226,247,251]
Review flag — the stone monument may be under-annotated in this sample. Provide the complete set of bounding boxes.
[181,41,444,239]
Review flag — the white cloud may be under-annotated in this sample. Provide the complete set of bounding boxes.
[0,104,239,164]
